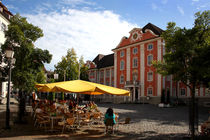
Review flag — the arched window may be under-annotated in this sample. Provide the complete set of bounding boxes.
[147,87,153,95]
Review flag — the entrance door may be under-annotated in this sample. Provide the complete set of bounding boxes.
[135,88,138,101]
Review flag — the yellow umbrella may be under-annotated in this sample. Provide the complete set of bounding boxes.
[36,80,130,96]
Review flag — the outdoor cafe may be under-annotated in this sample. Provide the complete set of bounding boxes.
[32,80,129,133]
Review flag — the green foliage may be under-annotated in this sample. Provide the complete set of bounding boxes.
[0,14,52,92]
[79,56,89,81]
[153,10,210,88]
[54,48,89,81]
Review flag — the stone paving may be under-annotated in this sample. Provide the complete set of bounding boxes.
[98,103,209,139]
[0,103,209,140]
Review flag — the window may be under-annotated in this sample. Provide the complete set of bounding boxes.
[90,71,94,77]
[147,55,153,66]
[111,69,114,77]
[148,44,153,50]
[132,71,138,81]
[106,80,110,86]
[120,51,124,57]
[147,72,153,81]
[120,60,125,70]
[133,47,138,54]
[100,71,104,78]
[173,88,176,96]
[166,75,171,81]
[195,88,199,96]
[180,88,186,96]
[120,75,124,84]
[1,23,6,31]
[133,58,138,68]
[147,88,153,95]
[111,80,114,86]
[106,69,110,78]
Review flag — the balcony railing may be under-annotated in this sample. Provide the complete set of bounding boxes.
[125,80,140,87]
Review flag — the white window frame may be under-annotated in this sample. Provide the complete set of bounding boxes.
[120,60,125,70]
[147,54,153,66]
[120,51,124,57]
[147,71,153,81]
[106,80,110,86]
[120,75,124,84]
[100,71,104,78]
[90,71,94,77]
[132,57,138,68]
[106,69,110,78]
[166,75,171,81]
[133,47,138,54]
[195,88,199,96]
[147,87,153,95]
[147,44,153,50]
[180,88,186,96]
[111,69,114,77]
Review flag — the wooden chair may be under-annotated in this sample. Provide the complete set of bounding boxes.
[34,114,50,130]
[60,117,76,133]
[80,112,91,126]
[91,112,102,125]
[105,118,115,134]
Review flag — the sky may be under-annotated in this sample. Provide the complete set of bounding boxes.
[3,0,210,70]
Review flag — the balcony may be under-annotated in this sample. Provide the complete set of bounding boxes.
[125,80,141,87]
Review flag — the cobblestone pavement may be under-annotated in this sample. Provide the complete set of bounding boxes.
[98,103,209,139]
[0,103,209,140]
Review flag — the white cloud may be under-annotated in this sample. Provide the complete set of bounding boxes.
[192,0,199,2]
[177,6,184,16]
[196,2,210,10]
[60,0,96,7]
[24,9,136,70]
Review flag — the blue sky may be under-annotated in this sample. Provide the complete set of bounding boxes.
[3,0,210,70]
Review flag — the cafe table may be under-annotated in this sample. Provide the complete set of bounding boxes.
[49,115,64,131]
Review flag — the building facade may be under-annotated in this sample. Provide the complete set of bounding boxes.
[87,23,210,105]
[0,2,13,97]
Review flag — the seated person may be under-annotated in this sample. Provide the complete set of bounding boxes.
[104,108,116,133]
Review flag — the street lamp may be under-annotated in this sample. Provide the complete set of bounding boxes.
[5,46,14,129]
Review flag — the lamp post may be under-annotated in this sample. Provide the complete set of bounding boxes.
[5,47,14,129]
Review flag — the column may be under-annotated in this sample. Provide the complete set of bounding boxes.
[140,44,145,97]
[114,52,117,87]
[157,40,162,96]
[126,48,130,81]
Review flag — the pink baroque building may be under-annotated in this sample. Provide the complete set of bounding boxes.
[87,23,210,105]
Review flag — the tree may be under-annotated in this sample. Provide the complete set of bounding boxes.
[1,14,52,123]
[153,11,210,139]
[1,14,52,92]
[79,56,89,81]
[55,48,79,81]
